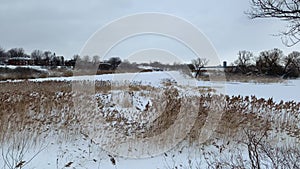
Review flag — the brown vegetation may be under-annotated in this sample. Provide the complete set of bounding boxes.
[0,81,299,168]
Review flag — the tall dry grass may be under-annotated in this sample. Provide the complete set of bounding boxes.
[0,81,299,142]
[0,80,299,168]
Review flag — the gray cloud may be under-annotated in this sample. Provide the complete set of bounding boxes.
[0,0,299,63]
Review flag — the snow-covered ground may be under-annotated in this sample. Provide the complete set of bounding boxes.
[1,71,299,169]
[220,80,300,102]
[30,71,300,102]
[0,65,48,72]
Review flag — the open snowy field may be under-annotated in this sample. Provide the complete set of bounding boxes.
[29,71,300,102]
[1,71,299,169]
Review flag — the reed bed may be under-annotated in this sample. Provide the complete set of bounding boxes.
[0,80,299,168]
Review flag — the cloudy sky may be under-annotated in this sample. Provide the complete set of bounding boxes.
[0,0,299,64]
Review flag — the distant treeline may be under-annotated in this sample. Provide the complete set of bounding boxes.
[0,47,193,72]
[0,48,65,67]
[228,49,300,78]
[0,47,124,70]
[0,46,300,78]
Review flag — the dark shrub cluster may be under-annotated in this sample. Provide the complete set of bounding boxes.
[228,49,300,78]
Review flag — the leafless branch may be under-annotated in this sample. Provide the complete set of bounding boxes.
[247,0,300,46]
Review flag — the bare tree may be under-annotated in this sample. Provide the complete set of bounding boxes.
[7,48,25,58]
[283,51,300,77]
[191,58,209,78]
[256,48,284,75]
[247,0,300,46]
[234,50,254,73]
[0,47,7,63]
[242,128,300,169]
[235,50,254,67]
[1,130,47,169]
[31,50,44,65]
[0,47,5,57]
[31,50,44,60]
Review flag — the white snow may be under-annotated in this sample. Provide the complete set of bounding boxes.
[204,79,300,102]
[31,71,189,86]
[30,71,300,102]
[0,65,48,72]
[1,71,300,169]
[223,80,300,102]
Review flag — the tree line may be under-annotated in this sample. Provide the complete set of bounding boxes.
[189,48,300,79]
[0,47,122,70]
[0,47,65,67]
[231,48,300,78]
[1,46,300,78]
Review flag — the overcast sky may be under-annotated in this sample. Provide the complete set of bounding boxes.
[0,0,299,64]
